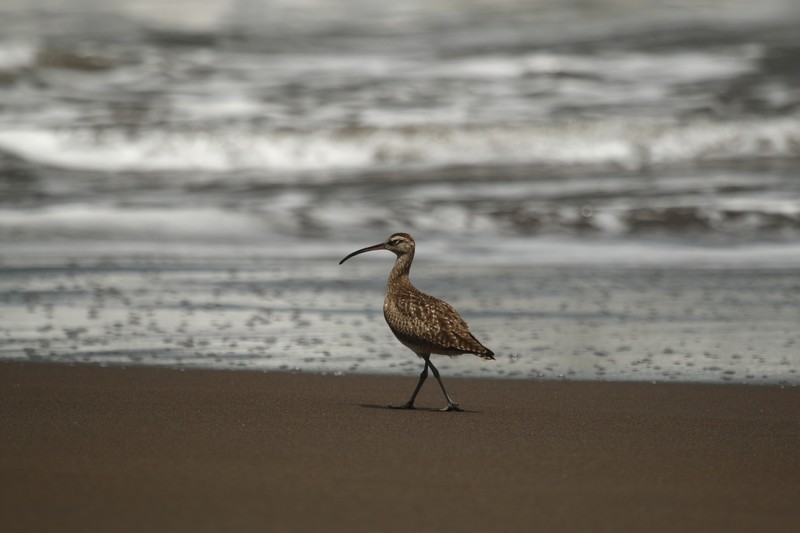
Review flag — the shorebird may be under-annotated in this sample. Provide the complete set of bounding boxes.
[339,233,494,411]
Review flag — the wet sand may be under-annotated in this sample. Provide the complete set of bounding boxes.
[1,362,798,532]
[3,248,799,384]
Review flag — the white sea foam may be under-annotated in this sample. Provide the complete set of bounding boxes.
[0,130,238,172]
[3,230,800,269]
[446,237,800,268]
[2,202,799,268]
[0,116,798,174]
[0,204,265,241]
[0,40,36,71]
[427,48,760,83]
[169,93,265,120]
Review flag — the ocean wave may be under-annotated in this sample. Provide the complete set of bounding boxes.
[0,40,36,72]
[0,117,798,174]
[0,204,266,241]
[423,48,760,83]
[2,215,800,268]
[2,191,798,246]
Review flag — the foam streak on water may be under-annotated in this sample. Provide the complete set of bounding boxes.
[1,117,799,173]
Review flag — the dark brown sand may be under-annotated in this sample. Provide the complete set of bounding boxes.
[1,362,798,532]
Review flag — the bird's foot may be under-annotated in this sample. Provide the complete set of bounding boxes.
[388,402,415,410]
[441,403,462,412]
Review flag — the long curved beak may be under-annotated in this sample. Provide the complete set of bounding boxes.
[339,242,386,265]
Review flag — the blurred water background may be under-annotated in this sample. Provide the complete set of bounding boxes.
[1,0,799,383]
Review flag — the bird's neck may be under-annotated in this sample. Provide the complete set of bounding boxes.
[388,251,414,284]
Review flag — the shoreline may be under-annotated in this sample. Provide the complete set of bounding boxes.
[4,357,800,387]
[2,361,798,532]
[3,255,799,385]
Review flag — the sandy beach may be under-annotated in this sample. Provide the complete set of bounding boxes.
[1,362,798,532]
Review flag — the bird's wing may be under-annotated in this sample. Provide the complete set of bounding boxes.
[385,289,492,357]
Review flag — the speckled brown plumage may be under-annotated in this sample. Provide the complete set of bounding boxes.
[383,248,494,359]
[339,232,494,411]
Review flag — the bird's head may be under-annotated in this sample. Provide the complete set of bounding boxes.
[339,233,415,264]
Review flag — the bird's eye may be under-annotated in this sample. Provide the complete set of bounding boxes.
[388,239,399,246]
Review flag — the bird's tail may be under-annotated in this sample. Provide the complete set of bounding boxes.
[468,333,495,360]
[479,348,495,361]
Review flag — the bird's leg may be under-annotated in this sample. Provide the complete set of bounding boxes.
[427,358,461,412]
[390,357,429,409]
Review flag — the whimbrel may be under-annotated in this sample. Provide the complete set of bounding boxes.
[339,233,494,411]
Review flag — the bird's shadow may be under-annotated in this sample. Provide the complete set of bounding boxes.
[357,403,479,414]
